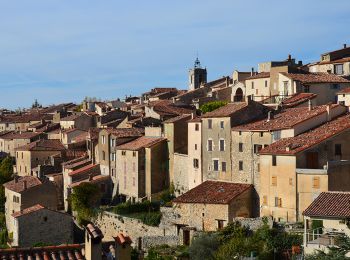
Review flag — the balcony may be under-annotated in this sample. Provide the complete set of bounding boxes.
[304,227,344,253]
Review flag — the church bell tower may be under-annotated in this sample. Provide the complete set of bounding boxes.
[188,57,207,90]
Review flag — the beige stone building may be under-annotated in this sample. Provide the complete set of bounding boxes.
[308,44,350,76]
[60,128,87,148]
[10,204,73,247]
[337,87,350,107]
[3,176,58,234]
[0,131,41,157]
[172,181,253,236]
[60,113,94,130]
[15,139,66,176]
[187,117,202,190]
[201,101,270,182]
[259,113,350,222]
[116,136,168,201]
[231,104,346,195]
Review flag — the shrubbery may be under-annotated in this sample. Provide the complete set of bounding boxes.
[199,101,227,114]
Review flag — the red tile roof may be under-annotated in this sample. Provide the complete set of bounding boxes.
[12,204,45,218]
[201,102,247,118]
[163,114,192,123]
[116,136,166,151]
[280,72,350,84]
[173,181,252,204]
[318,57,350,65]
[246,72,270,80]
[3,176,42,193]
[69,175,110,188]
[337,87,350,94]
[232,104,340,131]
[68,164,100,176]
[260,113,350,155]
[303,192,350,218]
[281,93,317,108]
[0,131,41,140]
[104,127,144,138]
[0,244,84,260]
[16,139,65,151]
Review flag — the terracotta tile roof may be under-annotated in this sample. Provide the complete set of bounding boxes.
[69,175,111,188]
[16,139,65,151]
[68,164,100,176]
[72,132,89,143]
[87,127,100,140]
[0,244,84,259]
[280,72,350,84]
[260,113,350,155]
[163,114,192,123]
[337,87,350,94]
[246,72,270,80]
[153,104,194,117]
[3,176,42,193]
[303,192,350,218]
[201,102,247,118]
[60,114,83,121]
[0,113,50,124]
[187,116,201,123]
[104,127,144,138]
[318,57,350,65]
[116,136,166,151]
[232,104,340,131]
[63,157,90,169]
[281,93,317,108]
[0,131,41,140]
[12,204,45,218]
[173,181,252,204]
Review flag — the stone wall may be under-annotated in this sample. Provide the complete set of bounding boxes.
[173,153,188,196]
[233,216,273,231]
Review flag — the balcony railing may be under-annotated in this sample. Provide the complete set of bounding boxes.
[305,227,343,248]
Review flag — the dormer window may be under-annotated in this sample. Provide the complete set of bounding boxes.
[334,64,343,75]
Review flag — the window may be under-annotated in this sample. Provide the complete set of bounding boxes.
[239,161,243,171]
[133,162,136,172]
[251,81,254,89]
[111,169,114,177]
[304,85,310,93]
[220,121,224,129]
[195,124,199,131]
[110,138,115,147]
[335,144,342,156]
[260,132,264,137]
[208,140,213,151]
[239,131,242,136]
[263,196,267,205]
[124,161,127,174]
[271,176,277,186]
[313,177,320,189]
[256,89,258,95]
[21,153,23,159]
[102,151,106,161]
[334,64,344,75]
[110,153,116,161]
[272,155,277,166]
[272,131,281,142]
[257,163,260,172]
[239,143,243,152]
[219,139,225,151]
[254,144,263,154]
[208,119,212,129]
[133,151,136,157]
[193,159,199,168]
[122,151,126,156]
[217,220,224,230]
[222,162,226,172]
[289,178,293,185]
[102,135,106,144]
[275,197,282,207]
[265,80,268,87]
[213,160,219,171]
[195,144,197,150]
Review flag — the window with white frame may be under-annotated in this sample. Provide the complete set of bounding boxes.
[208,139,213,151]
[219,139,225,151]
[213,160,219,171]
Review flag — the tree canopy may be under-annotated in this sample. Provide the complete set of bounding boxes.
[199,101,227,114]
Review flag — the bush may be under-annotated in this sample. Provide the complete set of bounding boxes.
[189,233,220,260]
[112,201,160,215]
[199,101,227,114]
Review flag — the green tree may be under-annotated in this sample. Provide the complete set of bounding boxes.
[199,101,227,114]
[188,233,220,260]
[0,157,14,212]
[70,183,101,225]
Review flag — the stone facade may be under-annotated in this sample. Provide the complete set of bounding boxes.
[173,153,188,195]
[187,120,202,190]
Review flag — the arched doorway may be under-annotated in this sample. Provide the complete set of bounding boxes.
[234,88,243,102]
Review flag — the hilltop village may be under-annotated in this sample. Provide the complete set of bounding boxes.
[1,44,350,259]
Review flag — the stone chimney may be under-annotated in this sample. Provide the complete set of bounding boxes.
[267,111,273,122]
[308,99,312,111]
[251,67,254,76]
[114,233,132,260]
[327,104,331,121]
[23,180,27,190]
[85,223,103,260]
[288,54,292,61]
[344,44,347,49]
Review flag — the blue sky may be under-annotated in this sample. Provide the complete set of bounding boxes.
[0,0,349,109]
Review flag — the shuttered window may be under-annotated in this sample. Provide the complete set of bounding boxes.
[271,176,277,186]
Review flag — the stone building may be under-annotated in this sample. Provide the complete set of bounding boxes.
[201,100,270,182]
[172,181,254,236]
[98,128,143,178]
[308,44,350,76]
[188,57,207,90]
[187,117,202,190]
[337,87,350,107]
[231,104,346,195]
[15,139,66,176]
[3,176,58,234]
[259,113,350,222]
[10,204,73,247]
[60,113,94,130]
[0,131,42,157]
[115,136,168,201]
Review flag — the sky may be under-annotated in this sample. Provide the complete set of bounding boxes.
[0,0,349,109]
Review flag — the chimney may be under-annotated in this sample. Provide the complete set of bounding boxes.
[88,174,93,181]
[286,145,291,152]
[288,54,292,61]
[85,223,103,260]
[344,44,347,49]
[23,180,27,190]
[298,60,303,66]
[14,175,19,183]
[251,67,254,76]
[191,112,195,120]
[326,104,331,121]
[308,99,312,111]
[267,111,273,122]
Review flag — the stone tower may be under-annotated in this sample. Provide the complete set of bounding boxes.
[188,57,207,90]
